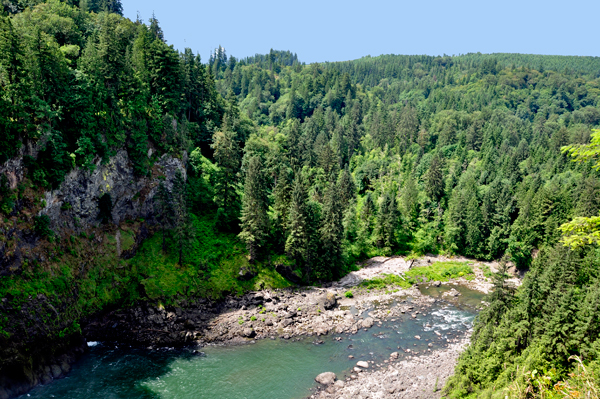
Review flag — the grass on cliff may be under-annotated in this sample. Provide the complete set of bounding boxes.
[131,214,291,301]
[359,261,475,290]
[0,215,291,338]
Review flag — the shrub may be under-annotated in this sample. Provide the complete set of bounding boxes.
[344,291,354,298]
[33,215,52,237]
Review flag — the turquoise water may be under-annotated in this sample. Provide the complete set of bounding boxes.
[23,290,481,399]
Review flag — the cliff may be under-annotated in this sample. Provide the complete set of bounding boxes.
[0,149,186,399]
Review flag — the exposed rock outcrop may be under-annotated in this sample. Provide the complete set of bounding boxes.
[41,150,186,232]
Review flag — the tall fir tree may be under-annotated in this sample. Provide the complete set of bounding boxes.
[239,156,269,261]
[285,175,309,279]
[318,182,344,280]
[337,165,356,208]
[376,192,399,251]
[272,167,292,247]
[211,116,241,231]
[425,153,444,202]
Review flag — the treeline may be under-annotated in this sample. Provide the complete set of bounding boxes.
[209,50,600,275]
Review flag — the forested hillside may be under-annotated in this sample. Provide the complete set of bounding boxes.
[1,0,600,397]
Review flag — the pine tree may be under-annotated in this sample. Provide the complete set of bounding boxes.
[155,181,173,252]
[172,169,194,265]
[464,185,483,258]
[272,167,292,247]
[376,192,399,251]
[425,153,444,202]
[337,165,356,209]
[318,182,344,279]
[239,156,269,261]
[285,175,309,279]
[211,118,241,231]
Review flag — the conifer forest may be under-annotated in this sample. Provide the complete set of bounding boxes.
[1,1,600,398]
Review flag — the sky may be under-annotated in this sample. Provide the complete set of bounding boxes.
[122,0,600,64]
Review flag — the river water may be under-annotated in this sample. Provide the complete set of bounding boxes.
[23,285,485,399]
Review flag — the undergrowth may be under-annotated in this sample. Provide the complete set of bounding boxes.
[0,215,291,338]
[359,261,475,290]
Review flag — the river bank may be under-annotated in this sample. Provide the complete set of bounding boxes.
[310,339,469,399]
[14,255,514,399]
[84,255,505,348]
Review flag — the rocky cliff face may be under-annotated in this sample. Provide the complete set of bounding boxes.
[0,149,187,399]
[41,149,186,232]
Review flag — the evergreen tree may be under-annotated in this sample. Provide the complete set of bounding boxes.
[337,165,356,209]
[318,182,344,280]
[155,181,173,252]
[375,192,399,250]
[211,118,241,231]
[285,175,309,280]
[272,167,292,247]
[239,156,269,261]
[401,174,419,230]
[425,153,444,202]
[172,169,194,265]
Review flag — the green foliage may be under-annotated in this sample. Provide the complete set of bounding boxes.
[445,245,600,397]
[33,214,52,237]
[360,261,475,290]
[344,290,354,298]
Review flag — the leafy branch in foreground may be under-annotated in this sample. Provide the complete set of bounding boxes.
[559,215,600,249]
[561,129,600,249]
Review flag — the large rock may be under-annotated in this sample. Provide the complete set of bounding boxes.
[242,328,255,338]
[362,317,374,329]
[40,149,186,232]
[315,372,337,385]
[356,361,369,368]
[238,267,257,281]
[50,364,62,378]
[322,291,337,310]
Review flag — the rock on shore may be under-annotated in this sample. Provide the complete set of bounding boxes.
[315,372,337,385]
[310,340,469,399]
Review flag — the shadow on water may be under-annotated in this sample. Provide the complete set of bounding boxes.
[22,285,483,399]
[23,344,196,399]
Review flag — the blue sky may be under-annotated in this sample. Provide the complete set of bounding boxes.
[122,0,600,63]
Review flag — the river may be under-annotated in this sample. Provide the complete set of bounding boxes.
[22,285,484,399]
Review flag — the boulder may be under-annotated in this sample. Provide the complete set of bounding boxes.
[238,267,257,281]
[315,372,337,385]
[334,380,345,388]
[60,361,71,373]
[242,328,255,338]
[356,361,369,368]
[323,291,337,310]
[432,281,441,287]
[362,317,374,329]
[275,264,302,284]
[390,352,399,359]
[50,364,62,378]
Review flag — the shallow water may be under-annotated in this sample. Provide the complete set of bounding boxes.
[23,288,481,399]
[418,282,488,309]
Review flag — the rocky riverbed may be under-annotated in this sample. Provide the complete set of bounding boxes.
[84,255,510,348]
[309,339,469,399]
[78,255,518,399]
